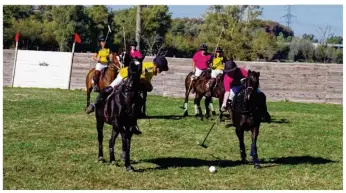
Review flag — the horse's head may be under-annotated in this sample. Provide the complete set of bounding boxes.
[125,58,142,90]
[119,50,135,67]
[109,52,120,71]
[245,70,260,100]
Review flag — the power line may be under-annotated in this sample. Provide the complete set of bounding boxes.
[281,5,296,28]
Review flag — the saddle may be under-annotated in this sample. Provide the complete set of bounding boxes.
[100,67,108,79]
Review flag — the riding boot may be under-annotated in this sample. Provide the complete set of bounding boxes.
[85,86,114,114]
[205,78,216,97]
[93,70,101,92]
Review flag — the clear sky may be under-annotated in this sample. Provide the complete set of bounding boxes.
[109,5,343,39]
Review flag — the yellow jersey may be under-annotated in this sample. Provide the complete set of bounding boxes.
[118,62,157,83]
[211,56,225,70]
[95,47,110,64]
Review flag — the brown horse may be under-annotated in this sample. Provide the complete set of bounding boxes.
[85,52,121,109]
[182,71,224,120]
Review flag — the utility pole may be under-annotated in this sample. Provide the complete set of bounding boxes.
[136,5,141,50]
[281,5,296,28]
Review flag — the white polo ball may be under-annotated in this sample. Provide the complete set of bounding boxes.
[209,166,216,173]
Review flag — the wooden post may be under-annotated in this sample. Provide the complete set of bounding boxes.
[11,41,19,87]
[68,42,75,90]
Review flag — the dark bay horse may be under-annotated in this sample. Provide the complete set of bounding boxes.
[85,52,121,109]
[94,58,142,171]
[230,70,264,169]
[182,71,224,120]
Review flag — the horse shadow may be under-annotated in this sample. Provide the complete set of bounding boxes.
[136,156,336,172]
[270,117,290,124]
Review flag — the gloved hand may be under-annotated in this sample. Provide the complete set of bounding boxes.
[240,78,246,84]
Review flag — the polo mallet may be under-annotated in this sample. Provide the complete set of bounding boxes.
[199,115,220,148]
[105,25,112,42]
[213,26,225,57]
[122,20,126,50]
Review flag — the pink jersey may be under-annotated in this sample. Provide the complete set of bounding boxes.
[223,68,248,91]
[130,50,142,59]
[192,51,212,70]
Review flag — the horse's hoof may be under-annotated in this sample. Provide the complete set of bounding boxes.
[241,159,249,164]
[183,111,188,117]
[254,164,262,169]
[125,165,135,172]
[98,157,106,163]
[121,152,126,161]
[195,114,200,118]
[205,114,210,119]
[212,111,217,116]
[110,161,117,165]
[225,124,232,128]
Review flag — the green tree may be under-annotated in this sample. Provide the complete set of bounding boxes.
[275,32,290,60]
[112,6,137,49]
[251,29,277,61]
[300,39,314,62]
[198,5,263,60]
[326,36,343,44]
[85,5,111,49]
[51,5,91,51]
[314,45,327,63]
[3,5,35,48]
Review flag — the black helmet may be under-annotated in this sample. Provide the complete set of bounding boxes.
[223,59,238,73]
[200,43,208,51]
[129,40,137,47]
[153,56,168,72]
[98,36,105,42]
[216,47,223,52]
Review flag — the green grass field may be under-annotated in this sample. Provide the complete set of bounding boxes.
[3,87,343,190]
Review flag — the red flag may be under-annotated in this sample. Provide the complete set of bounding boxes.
[74,33,81,44]
[14,32,20,42]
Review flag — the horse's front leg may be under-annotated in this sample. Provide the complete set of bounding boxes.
[194,94,203,120]
[204,96,212,119]
[250,126,261,169]
[86,87,93,109]
[218,96,224,122]
[209,98,217,116]
[109,125,120,165]
[235,127,247,164]
[96,117,105,162]
[121,130,134,172]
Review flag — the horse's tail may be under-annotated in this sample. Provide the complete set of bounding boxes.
[185,72,194,99]
[181,72,193,109]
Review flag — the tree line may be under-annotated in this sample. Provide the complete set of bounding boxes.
[3,5,343,63]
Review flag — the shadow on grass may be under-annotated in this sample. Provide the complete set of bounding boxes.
[138,156,336,171]
[270,117,290,124]
[140,115,185,120]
